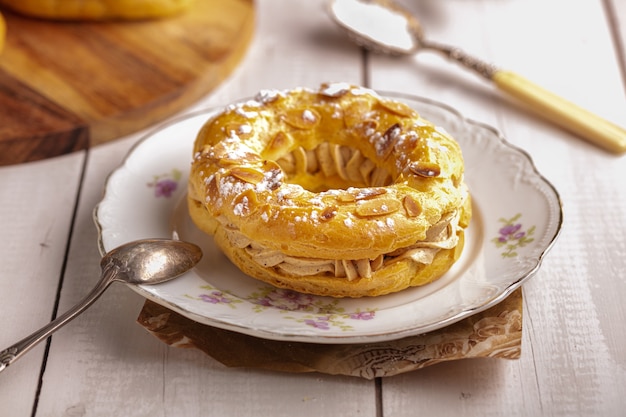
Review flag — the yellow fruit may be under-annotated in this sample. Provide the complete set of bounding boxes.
[0,0,194,21]
[0,11,5,55]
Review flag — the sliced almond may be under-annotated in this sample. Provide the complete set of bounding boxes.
[212,144,258,166]
[319,82,351,97]
[205,172,220,200]
[409,161,441,177]
[266,131,293,153]
[319,206,338,221]
[205,142,231,160]
[376,123,401,159]
[282,108,320,129]
[261,161,283,191]
[357,119,379,135]
[277,184,304,200]
[354,188,387,200]
[219,156,248,167]
[337,193,356,203]
[402,195,422,217]
[379,100,415,117]
[232,188,259,216]
[344,98,370,127]
[229,167,265,184]
[355,198,401,217]
[338,188,386,203]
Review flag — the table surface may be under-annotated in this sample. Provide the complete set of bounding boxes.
[2,0,625,416]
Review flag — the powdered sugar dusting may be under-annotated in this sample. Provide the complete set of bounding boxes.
[256,89,282,104]
[234,107,258,118]
[233,196,249,216]
[319,82,351,97]
[302,109,317,123]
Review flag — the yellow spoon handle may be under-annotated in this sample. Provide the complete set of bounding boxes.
[492,70,626,154]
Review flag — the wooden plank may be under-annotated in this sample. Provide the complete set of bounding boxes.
[373,0,626,415]
[34,1,377,416]
[0,0,254,164]
[0,152,85,416]
[0,69,88,166]
[607,0,626,80]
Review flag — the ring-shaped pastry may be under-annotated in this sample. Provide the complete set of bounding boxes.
[188,83,471,297]
[0,12,5,53]
[0,0,193,20]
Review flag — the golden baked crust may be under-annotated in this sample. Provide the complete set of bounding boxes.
[0,12,5,54]
[188,83,471,297]
[0,0,194,20]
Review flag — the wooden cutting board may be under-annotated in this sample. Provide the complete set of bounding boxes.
[0,0,255,166]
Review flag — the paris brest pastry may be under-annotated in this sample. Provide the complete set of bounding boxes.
[0,0,193,20]
[0,11,5,54]
[188,83,471,298]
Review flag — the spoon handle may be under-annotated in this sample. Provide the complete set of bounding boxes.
[492,70,626,154]
[423,41,626,154]
[0,264,117,373]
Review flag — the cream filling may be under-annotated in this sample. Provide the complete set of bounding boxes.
[222,209,460,281]
[276,143,393,188]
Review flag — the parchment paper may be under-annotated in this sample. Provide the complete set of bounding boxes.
[137,288,522,379]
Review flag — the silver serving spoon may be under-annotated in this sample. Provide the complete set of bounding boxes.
[328,0,626,154]
[0,238,202,372]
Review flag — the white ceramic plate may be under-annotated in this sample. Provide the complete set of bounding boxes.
[94,93,562,344]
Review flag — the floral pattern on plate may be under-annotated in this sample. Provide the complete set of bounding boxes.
[492,213,536,258]
[147,168,182,198]
[189,285,377,332]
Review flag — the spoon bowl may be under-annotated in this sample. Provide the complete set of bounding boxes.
[328,0,626,154]
[0,238,202,372]
[102,238,202,285]
[330,0,422,56]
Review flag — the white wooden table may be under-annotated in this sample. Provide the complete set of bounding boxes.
[2,0,625,415]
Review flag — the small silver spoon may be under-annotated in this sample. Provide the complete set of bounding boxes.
[328,0,626,154]
[0,238,202,372]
